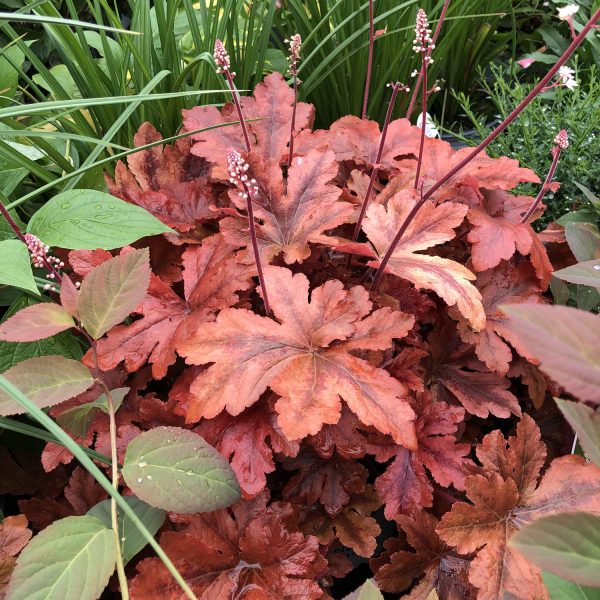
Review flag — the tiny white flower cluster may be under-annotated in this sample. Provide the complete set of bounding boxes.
[214,39,234,76]
[286,34,302,75]
[413,8,434,64]
[386,81,410,92]
[554,129,569,150]
[227,150,259,199]
[24,233,68,292]
[557,4,579,20]
[557,65,578,90]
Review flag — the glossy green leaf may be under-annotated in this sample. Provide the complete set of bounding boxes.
[57,387,129,438]
[556,399,600,467]
[0,302,75,342]
[27,190,171,250]
[565,223,600,263]
[0,240,38,295]
[0,295,82,373]
[542,571,600,600]
[87,495,165,564]
[0,355,94,416]
[78,248,150,339]
[5,515,115,600]
[555,260,600,289]
[510,513,600,586]
[0,154,27,197]
[122,426,241,514]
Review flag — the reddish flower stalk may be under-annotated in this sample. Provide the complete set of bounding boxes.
[361,0,375,119]
[286,34,302,166]
[406,0,450,120]
[520,130,568,224]
[0,202,63,287]
[214,39,252,153]
[227,150,272,316]
[412,9,435,189]
[346,81,409,266]
[371,9,600,291]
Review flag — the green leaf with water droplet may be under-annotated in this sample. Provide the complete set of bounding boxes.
[542,571,600,600]
[87,495,165,564]
[0,355,94,416]
[122,426,241,514]
[27,189,172,250]
[0,240,38,295]
[78,248,150,339]
[5,515,115,600]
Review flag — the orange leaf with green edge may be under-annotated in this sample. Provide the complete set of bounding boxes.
[0,303,75,342]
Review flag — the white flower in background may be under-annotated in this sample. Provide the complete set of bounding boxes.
[557,4,579,20]
[416,112,440,138]
[557,65,578,90]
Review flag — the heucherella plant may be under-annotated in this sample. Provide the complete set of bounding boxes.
[0,6,599,600]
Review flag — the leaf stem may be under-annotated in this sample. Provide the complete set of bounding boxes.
[371,8,600,291]
[413,62,427,189]
[288,73,299,166]
[520,146,562,224]
[224,71,252,153]
[405,0,451,120]
[361,0,375,119]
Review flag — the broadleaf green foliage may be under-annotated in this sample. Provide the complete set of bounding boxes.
[57,387,130,438]
[0,295,82,373]
[510,513,600,587]
[542,571,600,600]
[78,247,151,339]
[357,579,385,599]
[0,239,38,295]
[0,355,94,416]
[87,495,166,564]
[556,399,600,468]
[5,515,116,600]
[27,190,171,250]
[122,426,241,514]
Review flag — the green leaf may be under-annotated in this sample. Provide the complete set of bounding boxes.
[555,260,600,289]
[87,495,165,564]
[27,190,171,250]
[357,579,385,600]
[555,399,600,468]
[0,355,94,416]
[510,513,600,586]
[0,45,25,108]
[122,426,241,514]
[57,387,129,438]
[574,182,600,207]
[0,302,75,342]
[0,154,28,197]
[78,248,150,339]
[5,515,115,600]
[542,571,600,600]
[0,295,82,373]
[564,223,600,263]
[0,240,38,295]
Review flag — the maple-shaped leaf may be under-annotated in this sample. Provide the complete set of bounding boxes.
[375,394,473,519]
[428,326,522,419]
[340,191,485,331]
[183,72,314,179]
[107,123,214,233]
[395,137,540,202]
[282,450,368,517]
[220,149,356,264]
[194,399,300,498]
[177,265,417,446]
[437,414,600,600]
[129,493,327,600]
[298,486,382,558]
[467,189,544,272]
[453,262,543,374]
[294,115,422,171]
[0,514,32,595]
[372,510,475,599]
[91,234,253,378]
